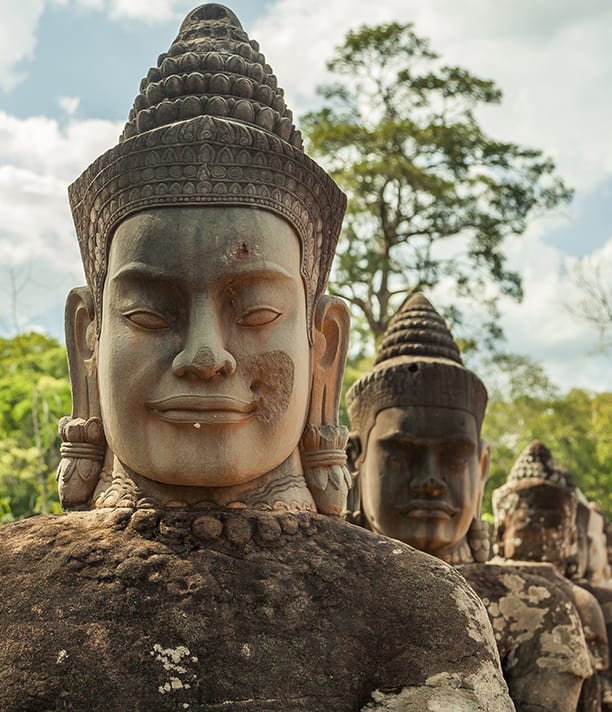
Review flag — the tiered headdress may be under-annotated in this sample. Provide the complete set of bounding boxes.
[346,293,488,435]
[504,440,575,488]
[68,3,346,334]
[492,440,578,524]
[492,440,579,562]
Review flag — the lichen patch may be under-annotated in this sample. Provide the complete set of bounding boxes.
[151,643,195,695]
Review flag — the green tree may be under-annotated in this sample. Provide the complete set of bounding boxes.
[482,374,612,520]
[0,333,70,520]
[302,22,573,351]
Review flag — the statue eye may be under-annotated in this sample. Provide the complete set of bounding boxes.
[447,457,467,471]
[384,448,405,468]
[237,307,281,327]
[124,310,169,330]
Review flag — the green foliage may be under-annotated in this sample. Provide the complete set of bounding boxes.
[0,333,70,521]
[302,21,573,351]
[0,497,14,525]
[483,379,612,520]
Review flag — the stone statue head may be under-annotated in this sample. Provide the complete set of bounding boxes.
[492,440,578,574]
[345,294,490,563]
[57,4,351,515]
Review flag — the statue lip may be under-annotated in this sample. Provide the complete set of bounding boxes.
[146,395,256,424]
[398,500,458,518]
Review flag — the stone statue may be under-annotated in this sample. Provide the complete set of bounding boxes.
[345,293,491,564]
[347,293,593,711]
[0,6,514,711]
[573,499,612,710]
[494,441,610,712]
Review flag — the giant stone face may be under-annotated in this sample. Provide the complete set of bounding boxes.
[359,404,485,559]
[97,205,312,487]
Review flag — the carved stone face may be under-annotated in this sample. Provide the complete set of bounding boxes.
[358,405,486,558]
[96,206,311,487]
[497,482,575,568]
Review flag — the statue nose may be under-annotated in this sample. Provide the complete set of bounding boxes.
[409,454,448,496]
[411,476,447,497]
[172,302,237,380]
[172,345,236,379]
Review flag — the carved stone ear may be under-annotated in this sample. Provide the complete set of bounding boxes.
[477,440,491,517]
[57,287,106,511]
[300,295,351,515]
[65,286,98,417]
[311,295,351,425]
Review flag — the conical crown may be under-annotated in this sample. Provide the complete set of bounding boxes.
[120,4,301,148]
[68,4,346,336]
[375,293,462,365]
[506,440,575,488]
[346,294,487,434]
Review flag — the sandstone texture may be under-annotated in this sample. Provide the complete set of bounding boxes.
[0,509,511,711]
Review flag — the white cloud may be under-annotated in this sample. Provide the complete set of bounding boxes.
[497,225,612,390]
[0,0,45,91]
[0,111,122,180]
[58,96,79,115]
[106,0,187,23]
[0,111,123,332]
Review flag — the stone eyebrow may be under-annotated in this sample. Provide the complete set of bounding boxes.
[112,263,177,284]
[378,432,476,447]
[112,262,296,285]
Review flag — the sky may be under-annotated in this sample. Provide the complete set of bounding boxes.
[0,0,611,392]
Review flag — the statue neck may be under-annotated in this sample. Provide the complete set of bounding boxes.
[92,449,317,513]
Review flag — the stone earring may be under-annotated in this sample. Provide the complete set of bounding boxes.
[57,416,106,510]
[468,516,491,563]
[299,423,352,516]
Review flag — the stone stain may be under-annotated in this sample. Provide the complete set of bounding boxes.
[364,664,507,711]
[451,587,486,644]
[151,643,196,695]
[491,573,551,645]
[243,351,294,425]
[537,624,591,675]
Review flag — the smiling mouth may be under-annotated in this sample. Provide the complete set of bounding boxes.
[146,395,256,424]
[398,500,458,519]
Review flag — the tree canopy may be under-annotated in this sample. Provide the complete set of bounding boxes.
[302,22,573,352]
[481,357,612,520]
[0,332,69,521]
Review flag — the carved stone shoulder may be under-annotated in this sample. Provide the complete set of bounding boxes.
[459,562,591,712]
[0,512,513,711]
[328,524,514,711]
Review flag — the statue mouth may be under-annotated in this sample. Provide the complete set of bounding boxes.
[146,395,256,424]
[398,500,458,519]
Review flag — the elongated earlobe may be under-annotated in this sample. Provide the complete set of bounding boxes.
[467,441,492,562]
[57,287,106,510]
[300,296,352,515]
[342,433,365,524]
